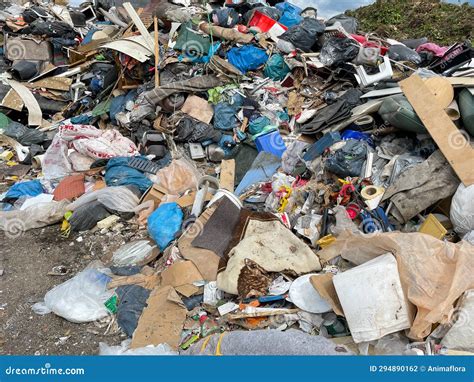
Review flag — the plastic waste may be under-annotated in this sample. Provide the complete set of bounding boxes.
[111,240,158,267]
[105,157,153,193]
[275,2,302,27]
[320,37,360,67]
[147,202,183,250]
[32,265,113,323]
[213,94,244,131]
[69,201,112,232]
[388,44,422,64]
[263,54,291,80]
[42,134,72,180]
[116,285,150,337]
[450,184,474,236]
[99,339,177,355]
[227,45,269,74]
[279,17,325,52]
[67,186,140,213]
[0,200,68,234]
[374,332,410,355]
[4,121,46,145]
[154,159,199,195]
[325,139,369,178]
[325,14,358,34]
[4,179,43,201]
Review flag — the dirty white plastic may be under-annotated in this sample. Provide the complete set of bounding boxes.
[333,253,411,343]
[288,274,332,314]
[99,339,177,355]
[450,184,474,236]
[355,55,393,87]
[111,240,157,267]
[32,267,113,323]
[67,186,140,213]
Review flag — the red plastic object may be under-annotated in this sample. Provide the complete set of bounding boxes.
[351,34,389,55]
[248,10,287,33]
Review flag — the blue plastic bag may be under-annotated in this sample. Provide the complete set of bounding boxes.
[275,2,302,27]
[147,202,183,251]
[214,94,244,131]
[249,115,271,135]
[4,180,43,200]
[263,54,291,80]
[105,157,153,193]
[227,46,269,74]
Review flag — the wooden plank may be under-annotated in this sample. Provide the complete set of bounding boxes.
[400,74,474,186]
[154,16,160,88]
[220,159,236,192]
[123,2,155,52]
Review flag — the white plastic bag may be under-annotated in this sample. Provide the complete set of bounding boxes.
[42,134,72,180]
[67,186,140,213]
[32,267,113,323]
[99,339,177,355]
[450,184,474,236]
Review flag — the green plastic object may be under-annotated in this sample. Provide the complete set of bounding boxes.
[378,94,426,133]
[174,22,211,58]
[263,54,291,80]
[0,112,10,130]
[104,294,117,314]
[458,89,474,137]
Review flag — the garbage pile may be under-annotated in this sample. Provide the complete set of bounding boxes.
[1,0,473,356]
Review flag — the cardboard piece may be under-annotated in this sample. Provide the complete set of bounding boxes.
[175,284,201,297]
[310,274,344,317]
[220,159,235,192]
[139,184,168,209]
[400,74,474,186]
[27,77,73,91]
[177,205,221,281]
[160,260,204,287]
[131,285,187,349]
[1,89,24,111]
[107,273,160,290]
[181,95,214,124]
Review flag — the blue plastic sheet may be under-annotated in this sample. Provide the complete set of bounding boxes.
[4,180,43,200]
[147,202,183,251]
[263,54,291,80]
[227,46,269,74]
[105,157,152,193]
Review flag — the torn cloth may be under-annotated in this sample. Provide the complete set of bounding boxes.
[144,75,228,106]
[382,150,459,223]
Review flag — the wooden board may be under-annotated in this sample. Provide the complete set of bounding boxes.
[220,159,235,192]
[400,74,474,186]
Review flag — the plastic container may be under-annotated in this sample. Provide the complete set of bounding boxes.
[333,254,411,343]
[248,10,287,33]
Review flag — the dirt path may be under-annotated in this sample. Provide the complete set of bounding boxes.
[0,226,124,355]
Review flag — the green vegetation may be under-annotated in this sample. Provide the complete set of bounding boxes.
[346,0,473,45]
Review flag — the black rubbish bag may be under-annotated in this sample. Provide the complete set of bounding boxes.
[325,139,369,177]
[320,37,359,67]
[279,17,325,52]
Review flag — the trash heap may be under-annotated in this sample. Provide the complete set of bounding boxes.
[1,0,473,356]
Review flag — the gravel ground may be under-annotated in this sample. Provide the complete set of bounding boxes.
[0,225,127,355]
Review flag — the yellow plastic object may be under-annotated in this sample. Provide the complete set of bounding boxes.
[317,234,336,248]
[0,150,14,161]
[419,214,447,240]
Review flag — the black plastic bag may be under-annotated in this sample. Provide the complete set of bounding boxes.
[174,117,222,143]
[280,18,325,52]
[388,45,422,64]
[116,285,151,337]
[69,201,111,232]
[212,8,240,28]
[320,37,359,67]
[325,139,369,177]
[326,14,358,34]
[4,121,46,146]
